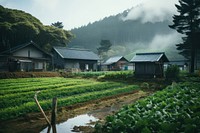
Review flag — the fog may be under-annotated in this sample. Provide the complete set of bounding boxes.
[107,31,183,60]
[122,0,179,23]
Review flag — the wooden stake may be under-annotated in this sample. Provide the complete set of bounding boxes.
[51,97,57,133]
[34,91,51,127]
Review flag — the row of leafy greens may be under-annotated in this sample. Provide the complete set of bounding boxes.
[95,80,200,133]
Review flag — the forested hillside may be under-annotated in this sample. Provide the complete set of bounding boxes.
[0,6,73,52]
[69,9,183,60]
[0,5,184,60]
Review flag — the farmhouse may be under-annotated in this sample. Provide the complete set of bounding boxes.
[130,52,169,78]
[165,59,189,71]
[102,56,129,71]
[0,41,52,72]
[52,47,99,71]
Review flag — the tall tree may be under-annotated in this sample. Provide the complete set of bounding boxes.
[97,40,112,70]
[0,6,73,52]
[97,40,112,60]
[51,21,64,29]
[169,0,200,73]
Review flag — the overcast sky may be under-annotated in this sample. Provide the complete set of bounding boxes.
[0,0,179,30]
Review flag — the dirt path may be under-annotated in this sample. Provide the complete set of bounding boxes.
[0,90,153,133]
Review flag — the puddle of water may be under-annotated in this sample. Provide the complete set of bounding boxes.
[40,114,98,133]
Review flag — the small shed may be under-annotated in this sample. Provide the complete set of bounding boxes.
[102,56,129,71]
[130,52,169,78]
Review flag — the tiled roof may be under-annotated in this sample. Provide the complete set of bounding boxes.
[130,52,169,62]
[53,47,99,60]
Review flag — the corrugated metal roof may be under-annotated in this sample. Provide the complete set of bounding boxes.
[53,47,99,60]
[130,52,169,62]
[103,56,124,65]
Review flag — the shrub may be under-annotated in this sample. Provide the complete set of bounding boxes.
[103,71,133,80]
[140,82,149,89]
[0,72,61,79]
[165,65,180,81]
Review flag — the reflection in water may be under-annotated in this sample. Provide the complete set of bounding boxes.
[40,114,98,133]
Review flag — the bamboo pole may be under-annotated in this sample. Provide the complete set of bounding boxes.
[34,91,51,127]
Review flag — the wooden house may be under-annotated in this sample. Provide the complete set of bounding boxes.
[130,52,169,78]
[52,47,99,71]
[165,60,189,71]
[102,56,129,71]
[0,41,52,72]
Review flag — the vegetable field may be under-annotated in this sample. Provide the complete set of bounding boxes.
[95,81,200,133]
[0,77,139,120]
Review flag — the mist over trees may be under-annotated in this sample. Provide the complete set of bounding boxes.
[169,0,200,73]
[0,6,73,52]
[97,40,112,60]
[69,9,180,60]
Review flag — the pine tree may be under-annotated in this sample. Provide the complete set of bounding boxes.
[169,0,200,73]
[51,21,64,29]
[97,40,112,59]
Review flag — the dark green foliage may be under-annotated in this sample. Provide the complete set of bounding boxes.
[165,65,180,81]
[69,10,173,54]
[0,5,74,52]
[97,40,112,60]
[169,0,200,73]
[95,81,200,133]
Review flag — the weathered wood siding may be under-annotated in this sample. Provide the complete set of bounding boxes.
[135,62,163,78]
[13,45,45,58]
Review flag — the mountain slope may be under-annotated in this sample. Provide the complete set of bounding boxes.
[69,9,183,60]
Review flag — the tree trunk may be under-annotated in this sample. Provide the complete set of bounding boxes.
[190,33,195,73]
[190,48,195,73]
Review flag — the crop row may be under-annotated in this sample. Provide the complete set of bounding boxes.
[0,77,139,120]
[0,81,124,109]
[0,85,138,120]
[0,77,86,90]
[95,81,200,133]
[0,79,92,95]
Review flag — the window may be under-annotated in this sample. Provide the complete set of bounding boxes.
[85,64,89,70]
[35,62,43,69]
[28,50,30,57]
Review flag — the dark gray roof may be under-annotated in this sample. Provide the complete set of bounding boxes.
[166,60,189,66]
[0,41,51,56]
[53,47,99,60]
[103,56,127,65]
[130,52,169,62]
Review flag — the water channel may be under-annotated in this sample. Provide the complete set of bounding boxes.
[40,114,98,133]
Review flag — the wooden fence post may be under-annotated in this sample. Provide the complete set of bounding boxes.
[51,97,57,133]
